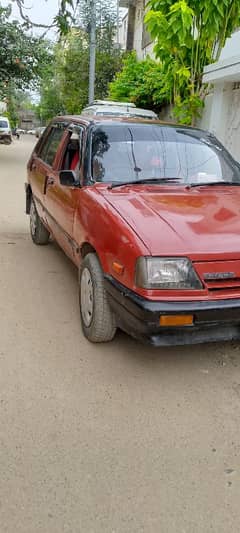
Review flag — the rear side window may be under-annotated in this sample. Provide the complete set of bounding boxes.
[0,120,9,128]
[39,125,66,166]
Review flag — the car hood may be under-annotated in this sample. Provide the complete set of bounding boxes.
[102,186,240,259]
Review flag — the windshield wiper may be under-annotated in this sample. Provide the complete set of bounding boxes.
[108,178,181,189]
[188,180,240,188]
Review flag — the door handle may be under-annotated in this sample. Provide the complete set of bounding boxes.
[46,176,55,186]
[44,175,55,194]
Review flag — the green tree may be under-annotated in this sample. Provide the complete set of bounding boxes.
[109,52,169,112]
[6,89,37,127]
[145,0,240,124]
[36,53,66,124]
[37,1,122,120]
[8,0,77,35]
[0,6,51,99]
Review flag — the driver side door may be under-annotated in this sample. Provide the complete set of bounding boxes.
[44,124,84,260]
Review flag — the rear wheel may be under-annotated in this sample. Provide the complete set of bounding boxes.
[30,198,50,245]
[79,253,116,343]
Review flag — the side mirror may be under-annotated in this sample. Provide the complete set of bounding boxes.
[59,170,80,187]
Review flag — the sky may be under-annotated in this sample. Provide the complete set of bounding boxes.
[2,0,125,35]
[2,0,61,36]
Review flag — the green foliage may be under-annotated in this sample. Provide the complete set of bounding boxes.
[37,2,122,122]
[0,5,51,99]
[172,94,204,124]
[54,0,76,35]
[109,52,168,111]
[145,0,240,124]
[6,89,36,127]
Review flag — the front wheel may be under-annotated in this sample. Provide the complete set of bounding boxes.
[79,253,116,343]
[30,198,50,245]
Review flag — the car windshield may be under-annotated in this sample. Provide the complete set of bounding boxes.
[0,120,8,128]
[91,124,240,185]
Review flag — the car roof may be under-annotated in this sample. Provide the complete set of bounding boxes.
[54,115,206,133]
[83,105,158,119]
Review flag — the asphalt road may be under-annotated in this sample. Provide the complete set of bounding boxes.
[1,136,240,533]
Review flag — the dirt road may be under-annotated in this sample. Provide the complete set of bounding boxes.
[1,136,240,533]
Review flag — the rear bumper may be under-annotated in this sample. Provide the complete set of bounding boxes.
[105,275,240,346]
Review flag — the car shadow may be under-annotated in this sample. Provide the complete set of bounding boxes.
[25,237,240,377]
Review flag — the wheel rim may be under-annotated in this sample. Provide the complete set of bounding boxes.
[81,267,94,327]
[30,201,37,236]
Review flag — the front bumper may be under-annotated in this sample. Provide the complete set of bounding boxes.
[105,275,240,346]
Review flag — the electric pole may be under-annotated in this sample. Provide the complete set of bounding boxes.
[116,0,119,47]
[88,0,96,104]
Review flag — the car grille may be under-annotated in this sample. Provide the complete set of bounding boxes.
[194,261,240,295]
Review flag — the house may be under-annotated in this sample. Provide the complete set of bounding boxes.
[18,109,39,131]
[118,11,128,50]
[119,0,154,58]
[120,2,240,160]
[202,30,240,161]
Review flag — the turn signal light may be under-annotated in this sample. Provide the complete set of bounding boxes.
[112,261,124,275]
[160,314,193,327]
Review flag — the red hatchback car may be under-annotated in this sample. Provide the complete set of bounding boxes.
[25,115,240,346]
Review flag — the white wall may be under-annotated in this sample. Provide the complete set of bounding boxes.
[220,30,240,60]
[119,14,128,50]
[199,30,240,157]
[133,0,144,58]
[200,83,240,161]
[198,93,213,131]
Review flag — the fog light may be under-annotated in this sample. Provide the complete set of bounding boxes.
[160,315,193,327]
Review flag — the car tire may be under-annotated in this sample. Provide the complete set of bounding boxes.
[79,253,116,343]
[30,198,50,245]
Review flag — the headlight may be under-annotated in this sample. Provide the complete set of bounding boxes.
[135,257,202,290]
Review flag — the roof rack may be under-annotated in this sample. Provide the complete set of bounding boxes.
[89,100,136,108]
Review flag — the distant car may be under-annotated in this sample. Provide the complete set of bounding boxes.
[82,100,158,120]
[27,129,36,135]
[0,116,12,144]
[16,128,25,134]
[35,126,46,138]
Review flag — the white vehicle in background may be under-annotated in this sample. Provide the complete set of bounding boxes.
[35,126,46,138]
[82,100,158,120]
[27,129,36,135]
[0,116,12,144]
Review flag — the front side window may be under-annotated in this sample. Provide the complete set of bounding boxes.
[61,127,84,172]
[91,124,240,185]
[39,125,66,166]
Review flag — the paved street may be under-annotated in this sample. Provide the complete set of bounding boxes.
[1,136,240,533]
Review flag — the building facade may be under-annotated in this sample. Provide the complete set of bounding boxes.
[202,31,240,160]
[119,0,154,58]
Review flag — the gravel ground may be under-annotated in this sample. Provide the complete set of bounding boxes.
[0,136,240,533]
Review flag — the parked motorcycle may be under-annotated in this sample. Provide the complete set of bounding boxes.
[12,128,20,140]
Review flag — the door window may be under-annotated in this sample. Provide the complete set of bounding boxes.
[61,126,84,172]
[39,125,66,167]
